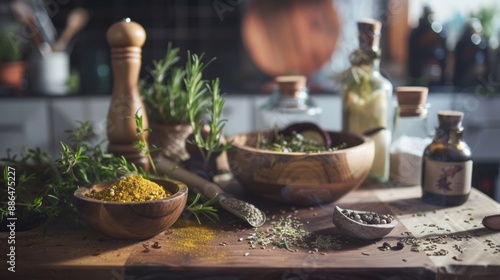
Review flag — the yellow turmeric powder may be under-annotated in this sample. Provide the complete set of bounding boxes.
[87,175,171,202]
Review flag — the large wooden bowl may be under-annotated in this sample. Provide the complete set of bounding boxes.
[73,178,187,239]
[227,131,374,205]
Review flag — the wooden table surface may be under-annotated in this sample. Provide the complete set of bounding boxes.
[2,183,500,280]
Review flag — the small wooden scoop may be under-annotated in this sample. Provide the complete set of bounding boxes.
[332,206,398,240]
[155,155,266,227]
[482,214,500,231]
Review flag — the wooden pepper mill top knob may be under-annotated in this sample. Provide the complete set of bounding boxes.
[107,18,146,48]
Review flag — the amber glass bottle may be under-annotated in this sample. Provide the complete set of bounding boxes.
[407,6,448,86]
[453,18,489,88]
[421,111,472,206]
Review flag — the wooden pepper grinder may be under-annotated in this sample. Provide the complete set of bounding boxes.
[106,18,150,171]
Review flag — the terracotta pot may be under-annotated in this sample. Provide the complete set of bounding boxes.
[149,123,193,163]
[0,61,26,92]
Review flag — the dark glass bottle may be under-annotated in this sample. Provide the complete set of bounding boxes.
[407,6,448,87]
[421,111,472,206]
[453,18,489,88]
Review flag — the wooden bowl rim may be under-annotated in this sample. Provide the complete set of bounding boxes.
[229,130,373,156]
[73,177,188,205]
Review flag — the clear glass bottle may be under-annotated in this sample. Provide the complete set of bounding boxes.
[421,111,472,206]
[390,87,432,186]
[340,19,393,182]
[257,75,321,130]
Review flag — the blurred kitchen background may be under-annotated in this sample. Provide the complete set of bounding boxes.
[1,0,500,201]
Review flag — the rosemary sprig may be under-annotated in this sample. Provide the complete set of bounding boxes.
[131,109,160,174]
[184,51,214,127]
[189,78,232,169]
[141,43,188,124]
[186,192,219,224]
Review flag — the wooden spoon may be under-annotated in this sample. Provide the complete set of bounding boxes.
[52,7,89,52]
[155,155,266,227]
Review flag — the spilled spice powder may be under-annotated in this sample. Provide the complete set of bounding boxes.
[166,219,226,260]
[87,175,171,202]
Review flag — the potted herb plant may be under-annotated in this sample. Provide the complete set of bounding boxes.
[0,25,26,93]
[141,43,231,176]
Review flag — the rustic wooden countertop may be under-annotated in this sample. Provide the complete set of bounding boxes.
[1,184,500,280]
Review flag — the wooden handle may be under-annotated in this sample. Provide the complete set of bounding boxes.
[52,7,89,52]
[155,155,223,200]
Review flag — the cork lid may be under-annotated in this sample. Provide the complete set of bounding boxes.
[357,19,381,49]
[396,86,429,117]
[438,111,464,129]
[276,75,307,97]
[107,18,146,48]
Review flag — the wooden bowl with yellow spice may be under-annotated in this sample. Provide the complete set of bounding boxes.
[227,130,374,205]
[73,175,187,239]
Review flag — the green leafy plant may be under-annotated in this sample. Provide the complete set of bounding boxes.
[131,110,160,174]
[0,25,23,63]
[141,43,212,125]
[186,193,219,224]
[1,120,219,232]
[188,78,231,170]
[470,7,497,40]
[141,43,232,172]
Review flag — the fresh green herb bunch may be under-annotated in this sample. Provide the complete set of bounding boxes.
[1,121,219,232]
[0,122,142,232]
[142,43,232,170]
[188,77,232,169]
[141,43,215,125]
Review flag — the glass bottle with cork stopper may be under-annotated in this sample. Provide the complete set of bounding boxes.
[390,87,432,186]
[339,19,393,182]
[421,111,472,206]
[256,75,321,130]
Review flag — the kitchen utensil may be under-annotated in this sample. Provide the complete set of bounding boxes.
[227,130,374,205]
[105,18,149,170]
[73,178,187,239]
[332,205,398,240]
[10,0,44,47]
[241,0,340,76]
[156,156,266,227]
[29,0,57,45]
[482,214,500,231]
[52,7,89,52]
